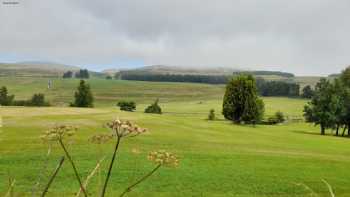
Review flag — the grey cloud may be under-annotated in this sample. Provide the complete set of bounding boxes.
[1,0,350,75]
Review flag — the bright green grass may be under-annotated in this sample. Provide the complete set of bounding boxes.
[1,78,349,197]
[1,102,350,196]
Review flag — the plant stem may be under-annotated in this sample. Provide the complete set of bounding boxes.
[4,178,16,197]
[100,136,121,197]
[32,145,52,197]
[41,156,65,197]
[59,139,88,197]
[119,164,162,197]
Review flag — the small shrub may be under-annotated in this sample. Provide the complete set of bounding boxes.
[62,71,73,78]
[275,111,285,123]
[29,93,50,106]
[12,100,29,106]
[266,111,285,125]
[11,93,50,106]
[144,99,162,114]
[106,76,112,80]
[117,101,136,112]
[267,117,278,125]
[208,109,215,120]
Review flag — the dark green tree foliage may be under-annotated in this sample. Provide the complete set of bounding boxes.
[333,78,350,135]
[106,76,112,80]
[29,93,49,106]
[267,111,286,125]
[75,69,90,79]
[11,93,50,106]
[208,109,216,120]
[0,86,14,106]
[256,79,300,97]
[232,71,294,78]
[144,99,162,114]
[301,85,314,99]
[222,74,265,124]
[72,80,94,107]
[120,73,300,97]
[340,66,350,87]
[117,101,136,112]
[275,111,285,123]
[114,72,121,80]
[337,69,350,136]
[303,78,338,135]
[63,71,73,78]
[120,72,229,84]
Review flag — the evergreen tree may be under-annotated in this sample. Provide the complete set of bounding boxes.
[222,74,264,124]
[0,86,14,106]
[72,80,94,107]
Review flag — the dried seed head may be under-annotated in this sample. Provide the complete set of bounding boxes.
[131,148,141,154]
[106,119,147,137]
[41,125,77,142]
[148,150,179,167]
[89,133,112,144]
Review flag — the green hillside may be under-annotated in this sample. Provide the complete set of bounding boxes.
[1,77,350,196]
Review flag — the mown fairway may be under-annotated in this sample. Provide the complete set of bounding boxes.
[1,77,350,197]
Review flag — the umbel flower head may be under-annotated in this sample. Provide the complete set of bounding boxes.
[40,125,77,141]
[106,119,147,138]
[148,150,179,167]
[89,133,112,144]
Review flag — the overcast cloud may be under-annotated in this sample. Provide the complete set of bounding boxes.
[1,0,350,75]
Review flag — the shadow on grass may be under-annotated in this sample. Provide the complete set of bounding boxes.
[292,130,322,136]
[292,129,350,139]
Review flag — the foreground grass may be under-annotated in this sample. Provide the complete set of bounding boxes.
[1,96,350,196]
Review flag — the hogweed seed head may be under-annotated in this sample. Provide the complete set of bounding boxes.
[106,119,147,138]
[131,148,141,154]
[89,134,113,144]
[40,125,77,142]
[148,150,179,167]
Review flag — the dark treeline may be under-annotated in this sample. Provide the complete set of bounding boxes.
[119,72,229,84]
[256,79,300,97]
[232,71,294,78]
[119,72,300,97]
[63,69,90,79]
[0,86,49,106]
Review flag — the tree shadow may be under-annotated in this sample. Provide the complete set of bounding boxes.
[291,130,326,136]
[292,129,350,139]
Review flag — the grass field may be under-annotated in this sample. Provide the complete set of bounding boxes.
[1,77,349,197]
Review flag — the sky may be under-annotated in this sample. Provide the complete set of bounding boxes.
[1,0,350,76]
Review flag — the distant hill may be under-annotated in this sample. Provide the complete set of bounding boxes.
[0,62,80,77]
[122,65,240,76]
[102,68,119,76]
[118,65,295,79]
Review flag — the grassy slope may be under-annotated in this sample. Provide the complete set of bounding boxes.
[1,77,349,197]
[0,77,225,106]
[0,63,79,77]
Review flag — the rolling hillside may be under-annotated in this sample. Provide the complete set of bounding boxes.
[0,62,80,77]
[0,63,323,87]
